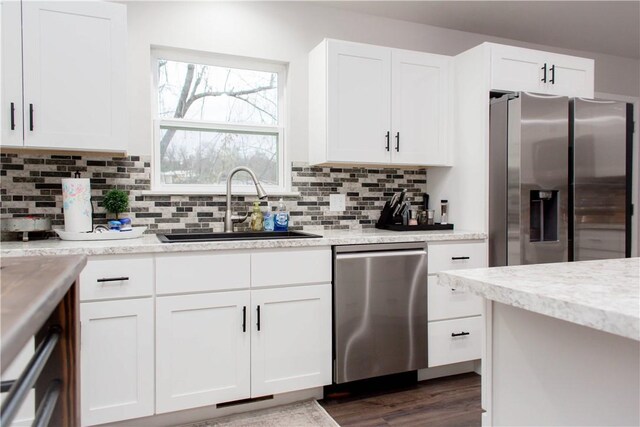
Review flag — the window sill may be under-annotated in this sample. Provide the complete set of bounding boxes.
[141,190,301,197]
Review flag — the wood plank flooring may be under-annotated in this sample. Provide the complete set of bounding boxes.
[320,373,482,427]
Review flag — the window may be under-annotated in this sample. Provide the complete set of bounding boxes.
[152,49,286,193]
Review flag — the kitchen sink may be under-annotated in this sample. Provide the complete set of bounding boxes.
[157,230,322,243]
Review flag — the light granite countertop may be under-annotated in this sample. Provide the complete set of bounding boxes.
[0,228,486,257]
[438,258,640,341]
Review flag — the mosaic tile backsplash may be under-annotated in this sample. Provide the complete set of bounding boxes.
[0,153,427,234]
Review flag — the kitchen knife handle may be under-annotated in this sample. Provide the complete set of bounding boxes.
[395,132,400,152]
[385,131,390,151]
[451,331,470,337]
[256,305,261,331]
[541,63,547,83]
[10,102,15,130]
[549,64,555,84]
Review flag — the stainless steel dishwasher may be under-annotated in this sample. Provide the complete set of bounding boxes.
[333,242,428,384]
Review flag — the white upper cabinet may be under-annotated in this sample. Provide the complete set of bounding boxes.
[1,1,127,152]
[326,41,392,164]
[391,49,451,166]
[309,39,452,166]
[489,43,594,98]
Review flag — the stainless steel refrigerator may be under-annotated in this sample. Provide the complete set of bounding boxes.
[489,92,633,267]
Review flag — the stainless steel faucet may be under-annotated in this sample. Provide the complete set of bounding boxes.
[224,166,268,232]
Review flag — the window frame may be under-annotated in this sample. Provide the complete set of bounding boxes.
[150,47,288,194]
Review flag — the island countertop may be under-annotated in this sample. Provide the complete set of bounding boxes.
[0,255,87,372]
[438,257,640,341]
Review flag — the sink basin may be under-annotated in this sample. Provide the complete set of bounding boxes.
[157,230,322,243]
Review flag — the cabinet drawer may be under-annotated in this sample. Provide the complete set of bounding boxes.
[251,247,331,288]
[80,255,153,301]
[428,241,486,274]
[428,275,483,321]
[428,316,482,367]
[156,251,250,294]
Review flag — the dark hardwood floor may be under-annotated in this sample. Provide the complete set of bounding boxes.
[320,373,482,427]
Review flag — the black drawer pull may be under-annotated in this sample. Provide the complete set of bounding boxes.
[451,256,470,260]
[385,131,390,151]
[451,331,470,337]
[29,104,34,131]
[97,277,129,283]
[256,305,261,331]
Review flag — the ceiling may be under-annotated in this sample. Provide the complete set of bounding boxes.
[319,1,640,59]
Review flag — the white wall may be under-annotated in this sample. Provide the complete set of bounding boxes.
[126,1,640,158]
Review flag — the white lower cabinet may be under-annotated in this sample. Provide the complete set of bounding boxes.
[428,316,483,367]
[427,241,487,368]
[80,298,154,426]
[77,247,332,424]
[155,291,251,414]
[251,284,332,397]
[155,284,332,413]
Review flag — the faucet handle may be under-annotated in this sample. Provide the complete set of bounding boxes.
[231,213,249,224]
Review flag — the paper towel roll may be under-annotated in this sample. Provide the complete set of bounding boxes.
[62,178,92,232]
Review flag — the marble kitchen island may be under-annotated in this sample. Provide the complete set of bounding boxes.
[439,258,640,427]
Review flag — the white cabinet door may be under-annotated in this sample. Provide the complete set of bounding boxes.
[540,52,594,98]
[391,50,451,166]
[156,291,251,413]
[327,40,391,164]
[490,44,594,98]
[251,284,332,397]
[80,298,154,426]
[1,0,23,147]
[21,1,126,151]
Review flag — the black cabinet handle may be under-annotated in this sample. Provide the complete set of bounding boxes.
[451,331,470,337]
[242,306,247,333]
[541,63,547,83]
[29,104,34,131]
[256,305,261,331]
[451,256,470,260]
[395,132,400,152]
[97,277,129,283]
[385,131,390,151]
[10,102,15,130]
[549,64,555,84]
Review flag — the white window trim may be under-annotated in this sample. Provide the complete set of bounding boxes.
[150,47,289,195]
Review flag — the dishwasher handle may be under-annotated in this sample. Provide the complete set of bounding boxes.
[336,250,426,260]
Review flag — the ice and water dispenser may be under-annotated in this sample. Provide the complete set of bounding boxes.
[530,190,559,242]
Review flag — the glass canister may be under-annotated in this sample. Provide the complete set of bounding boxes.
[440,200,449,224]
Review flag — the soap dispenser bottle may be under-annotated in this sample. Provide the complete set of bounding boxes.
[250,201,264,231]
[274,198,289,231]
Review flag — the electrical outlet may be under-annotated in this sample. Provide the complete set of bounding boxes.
[330,194,346,212]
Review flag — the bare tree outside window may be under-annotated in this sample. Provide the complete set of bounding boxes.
[156,58,282,187]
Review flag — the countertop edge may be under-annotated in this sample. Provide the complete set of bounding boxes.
[0,231,487,257]
[438,271,640,341]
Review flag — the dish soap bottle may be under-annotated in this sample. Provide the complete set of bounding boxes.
[263,204,274,231]
[274,198,289,231]
[250,201,264,231]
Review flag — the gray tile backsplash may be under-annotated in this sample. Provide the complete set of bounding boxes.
[0,153,427,233]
